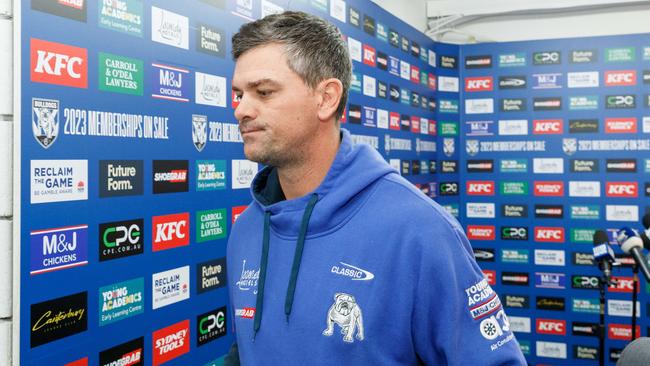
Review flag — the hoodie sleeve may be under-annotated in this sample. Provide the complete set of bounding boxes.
[412,223,527,366]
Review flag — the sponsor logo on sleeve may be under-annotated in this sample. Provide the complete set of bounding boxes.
[30,292,87,347]
[30,225,88,275]
[152,320,190,365]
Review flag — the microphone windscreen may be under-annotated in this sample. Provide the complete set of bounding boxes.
[643,214,650,229]
[618,337,650,366]
[593,230,609,245]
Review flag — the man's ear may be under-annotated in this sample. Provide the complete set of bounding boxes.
[316,78,343,122]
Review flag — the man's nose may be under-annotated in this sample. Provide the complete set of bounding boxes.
[234,94,257,123]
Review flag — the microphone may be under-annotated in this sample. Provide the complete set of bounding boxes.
[640,214,650,249]
[617,227,650,282]
[593,230,615,281]
[617,337,650,366]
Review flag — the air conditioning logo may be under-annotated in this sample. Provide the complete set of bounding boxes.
[536,319,566,335]
[466,181,495,195]
[534,227,564,242]
[467,225,495,240]
[152,213,189,251]
[533,120,563,134]
[465,77,493,91]
[606,182,638,197]
[31,38,88,88]
[605,70,636,86]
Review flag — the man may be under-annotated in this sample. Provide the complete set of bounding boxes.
[226,11,526,365]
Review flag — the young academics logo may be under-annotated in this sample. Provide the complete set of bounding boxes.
[98,277,144,326]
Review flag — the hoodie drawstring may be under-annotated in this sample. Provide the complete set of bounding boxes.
[252,194,319,340]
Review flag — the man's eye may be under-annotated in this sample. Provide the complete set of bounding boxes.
[234,94,242,102]
[258,90,273,97]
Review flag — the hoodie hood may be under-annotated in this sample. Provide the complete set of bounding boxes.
[249,128,395,237]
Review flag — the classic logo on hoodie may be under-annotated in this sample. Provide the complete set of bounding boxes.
[331,262,375,281]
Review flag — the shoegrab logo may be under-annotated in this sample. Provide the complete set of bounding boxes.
[99,337,144,366]
[152,213,189,251]
[31,38,88,88]
[153,160,189,194]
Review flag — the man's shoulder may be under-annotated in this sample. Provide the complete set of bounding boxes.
[369,173,461,231]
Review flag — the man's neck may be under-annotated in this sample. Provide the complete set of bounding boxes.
[277,128,340,200]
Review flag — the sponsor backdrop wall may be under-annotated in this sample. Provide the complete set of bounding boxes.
[460,34,650,365]
[18,0,445,365]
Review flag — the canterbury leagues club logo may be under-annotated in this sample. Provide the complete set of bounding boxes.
[32,98,60,148]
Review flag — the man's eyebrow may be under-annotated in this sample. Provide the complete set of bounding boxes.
[232,78,281,92]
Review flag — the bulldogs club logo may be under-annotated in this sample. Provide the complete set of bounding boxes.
[466,140,479,157]
[443,138,455,157]
[32,98,60,148]
[192,114,207,152]
[563,138,577,156]
[323,293,364,343]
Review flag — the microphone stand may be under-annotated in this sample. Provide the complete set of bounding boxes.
[631,263,639,341]
[598,274,610,366]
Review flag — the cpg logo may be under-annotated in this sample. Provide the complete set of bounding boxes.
[31,38,87,88]
[606,182,638,197]
[605,70,636,86]
[466,181,495,195]
[535,227,565,242]
[536,319,566,335]
[572,275,599,290]
[99,219,144,261]
[152,213,189,251]
[533,120,563,134]
[465,77,493,91]
[606,95,635,109]
[533,51,561,65]
[197,307,227,346]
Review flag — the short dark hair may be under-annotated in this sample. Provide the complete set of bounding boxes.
[232,11,352,121]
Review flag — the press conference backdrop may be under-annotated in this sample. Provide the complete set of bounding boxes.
[18,0,443,365]
[459,34,650,365]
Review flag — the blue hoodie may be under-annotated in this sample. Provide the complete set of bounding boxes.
[226,129,526,365]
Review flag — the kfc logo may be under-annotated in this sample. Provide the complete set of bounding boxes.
[31,38,87,88]
[467,225,496,240]
[482,270,496,285]
[605,70,636,86]
[152,213,190,251]
[410,66,420,83]
[606,182,638,198]
[362,44,376,67]
[535,227,565,243]
[533,120,563,134]
[466,181,495,196]
[605,118,637,133]
[608,277,638,293]
[465,77,493,92]
[534,182,564,196]
[537,319,566,335]
[389,112,400,131]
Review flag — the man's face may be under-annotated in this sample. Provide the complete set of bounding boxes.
[232,43,320,167]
